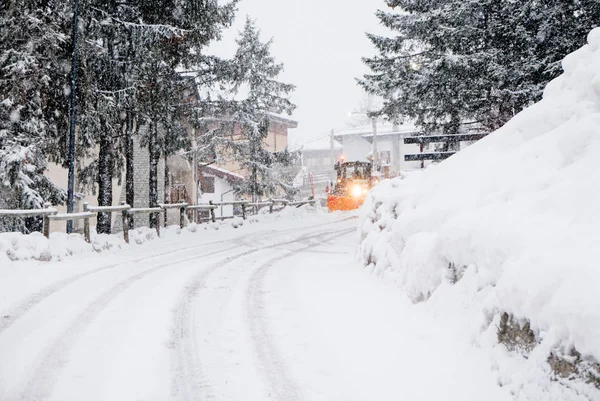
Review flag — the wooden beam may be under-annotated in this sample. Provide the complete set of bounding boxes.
[403,133,487,144]
[405,152,456,161]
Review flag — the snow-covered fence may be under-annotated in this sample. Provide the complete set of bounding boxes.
[47,211,95,243]
[159,201,189,230]
[0,204,57,238]
[186,204,218,224]
[193,199,316,222]
[0,199,316,242]
[86,202,132,243]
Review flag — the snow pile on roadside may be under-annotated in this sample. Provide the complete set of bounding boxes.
[0,228,144,263]
[359,29,600,399]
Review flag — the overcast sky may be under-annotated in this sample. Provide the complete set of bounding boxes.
[209,0,388,148]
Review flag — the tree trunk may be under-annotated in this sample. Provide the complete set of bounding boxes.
[443,110,461,152]
[148,123,158,228]
[125,112,135,228]
[164,154,170,203]
[97,119,113,234]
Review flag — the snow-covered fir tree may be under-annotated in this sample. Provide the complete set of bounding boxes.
[0,1,70,231]
[74,0,236,231]
[198,17,297,201]
[360,0,600,142]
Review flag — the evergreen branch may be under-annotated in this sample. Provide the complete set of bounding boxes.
[90,7,190,35]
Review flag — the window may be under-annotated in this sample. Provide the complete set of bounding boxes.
[201,176,215,193]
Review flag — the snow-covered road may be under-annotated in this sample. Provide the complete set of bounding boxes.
[0,213,510,401]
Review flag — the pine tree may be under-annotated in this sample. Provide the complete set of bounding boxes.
[198,17,297,201]
[75,0,236,231]
[361,0,600,141]
[0,1,70,231]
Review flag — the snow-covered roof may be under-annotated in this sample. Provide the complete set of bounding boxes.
[296,137,343,151]
[267,113,298,129]
[200,165,244,184]
[334,121,421,139]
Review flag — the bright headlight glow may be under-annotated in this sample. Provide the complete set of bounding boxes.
[350,184,363,198]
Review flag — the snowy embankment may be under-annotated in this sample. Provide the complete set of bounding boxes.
[0,204,322,264]
[359,29,600,399]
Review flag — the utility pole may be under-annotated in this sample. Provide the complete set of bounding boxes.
[330,129,336,183]
[66,0,80,233]
[371,116,378,171]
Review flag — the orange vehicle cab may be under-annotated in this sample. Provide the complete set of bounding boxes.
[327,160,376,211]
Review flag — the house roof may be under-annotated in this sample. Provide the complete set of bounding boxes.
[295,137,343,151]
[334,121,421,141]
[268,113,298,129]
[200,165,245,185]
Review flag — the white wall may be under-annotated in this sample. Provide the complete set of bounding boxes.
[197,175,235,217]
[341,135,371,162]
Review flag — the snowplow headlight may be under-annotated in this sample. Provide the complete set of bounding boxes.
[350,184,364,198]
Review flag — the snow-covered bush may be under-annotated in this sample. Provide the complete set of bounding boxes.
[359,28,600,399]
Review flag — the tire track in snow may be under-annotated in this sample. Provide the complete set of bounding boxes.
[0,226,294,338]
[13,243,248,401]
[170,225,355,401]
[10,222,353,401]
[0,237,248,338]
[0,216,355,338]
[245,227,355,401]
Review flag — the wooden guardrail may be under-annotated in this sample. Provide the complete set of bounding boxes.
[0,198,317,244]
[85,202,132,243]
[404,133,488,164]
[206,198,315,221]
[0,203,57,238]
[159,201,189,230]
[404,151,457,162]
[403,133,487,145]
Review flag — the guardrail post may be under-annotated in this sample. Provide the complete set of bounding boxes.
[269,198,274,214]
[179,201,186,229]
[121,202,129,244]
[163,205,168,228]
[42,202,51,238]
[209,200,216,223]
[241,202,247,220]
[82,202,91,243]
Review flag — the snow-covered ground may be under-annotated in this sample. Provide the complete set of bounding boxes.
[1,207,513,401]
[358,29,600,401]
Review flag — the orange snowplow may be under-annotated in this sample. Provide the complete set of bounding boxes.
[327,160,376,211]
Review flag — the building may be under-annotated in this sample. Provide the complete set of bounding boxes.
[43,70,298,230]
[197,165,244,219]
[194,114,299,211]
[294,136,343,199]
[333,121,425,178]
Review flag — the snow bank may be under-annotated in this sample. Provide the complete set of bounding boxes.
[359,29,600,398]
[0,227,160,264]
